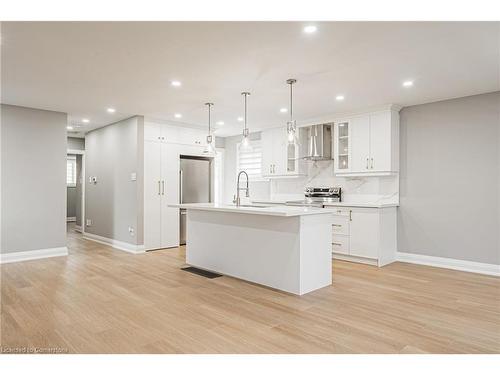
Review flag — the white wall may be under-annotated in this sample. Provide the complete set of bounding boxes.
[1,104,67,254]
[398,92,500,265]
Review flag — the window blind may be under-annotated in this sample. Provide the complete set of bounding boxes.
[237,140,262,181]
[67,156,77,186]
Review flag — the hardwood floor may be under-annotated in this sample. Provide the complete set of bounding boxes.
[1,224,499,353]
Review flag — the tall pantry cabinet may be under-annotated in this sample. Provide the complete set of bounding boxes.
[143,121,212,250]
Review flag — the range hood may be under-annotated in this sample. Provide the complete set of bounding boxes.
[301,123,333,161]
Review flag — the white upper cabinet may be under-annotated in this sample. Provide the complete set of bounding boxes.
[261,126,305,178]
[334,109,399,176]
[144,122,162,142]
[144,121,207,146]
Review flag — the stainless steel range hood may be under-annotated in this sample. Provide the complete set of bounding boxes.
[301,123,333,161]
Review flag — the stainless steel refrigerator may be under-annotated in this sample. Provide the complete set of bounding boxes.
[179,156,212,245]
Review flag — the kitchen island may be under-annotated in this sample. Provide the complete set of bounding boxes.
[171,203,335,295]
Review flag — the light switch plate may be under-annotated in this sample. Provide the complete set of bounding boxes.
[130,172,137,181]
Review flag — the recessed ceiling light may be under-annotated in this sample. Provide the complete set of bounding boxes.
[280,108,288,113]
[66,126,73,130]
[82,118,90,123]
[216,121,224,126]
[237,117,244,122]
[174,113,182,119]
[403,80,414,87]
[335,95,345,101]
[303,25,317,34]
[171,80,182,87]
[107,108,116,113]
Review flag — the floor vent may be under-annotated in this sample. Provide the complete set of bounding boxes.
[181,266,222,279]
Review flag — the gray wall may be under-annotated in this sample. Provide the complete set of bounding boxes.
[398,92,500,265]
[67,185,77,218]
[85,116,144,245]
[68,137,85,150]
[1,104,67,253]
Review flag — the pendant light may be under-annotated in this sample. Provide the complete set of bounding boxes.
[240,91,252,151]
[286,78,298,144]
[204,102,215,154]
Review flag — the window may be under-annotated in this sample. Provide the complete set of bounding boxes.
[67,155,77,186]
[237,140,263,181]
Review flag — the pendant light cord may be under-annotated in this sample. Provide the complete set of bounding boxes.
[205,102,214,136]
[241,92,250,133]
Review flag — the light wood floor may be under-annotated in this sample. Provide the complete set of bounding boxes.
[1,224,499,354]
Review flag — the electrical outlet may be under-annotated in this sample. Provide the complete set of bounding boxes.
[86,219,92,226]
[130,172,137,181]
[128,226,135,236]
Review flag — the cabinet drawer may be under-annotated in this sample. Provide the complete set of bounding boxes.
[330,207,351,217]
[332,235,349,255]
[332,216,349,235]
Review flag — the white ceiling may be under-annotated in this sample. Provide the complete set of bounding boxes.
[2,21,499,137]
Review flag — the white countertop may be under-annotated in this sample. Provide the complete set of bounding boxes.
[251,200,399,208]
[170,203,337,217]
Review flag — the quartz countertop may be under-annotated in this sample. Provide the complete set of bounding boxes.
[170,203,337,217]
[251,200,399,208]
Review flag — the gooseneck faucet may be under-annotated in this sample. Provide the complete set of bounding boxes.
[233,170,249,207]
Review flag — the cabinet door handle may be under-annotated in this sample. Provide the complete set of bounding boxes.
[349,210,352,221]
[332,242,342,246]
[366,158,369,169]
[332,224,342,227]
[162,180,165,195]
[371,158,374,169]
[158,181,161,195]
[269,165,272,174]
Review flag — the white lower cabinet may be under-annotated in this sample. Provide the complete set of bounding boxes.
[331,206,397,266]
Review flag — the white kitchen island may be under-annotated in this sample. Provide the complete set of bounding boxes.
[171,203,334,295]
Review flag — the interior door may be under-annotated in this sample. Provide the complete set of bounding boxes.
[369,111,392,172]
[350,115,371,173]
[144,141,162,250]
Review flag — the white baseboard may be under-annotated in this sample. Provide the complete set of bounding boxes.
[332,253,378,266]
[0,247,68,264]
[83,232,145,254]
[66,217,76,222]
[74,225,82,233]
[396,252,500,277]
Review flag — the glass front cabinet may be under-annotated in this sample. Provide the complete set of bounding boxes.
[334,120,351,172]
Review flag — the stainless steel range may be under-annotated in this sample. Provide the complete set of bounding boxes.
[286,187,341,208]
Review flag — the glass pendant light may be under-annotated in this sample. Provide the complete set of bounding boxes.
[240,92,252,151]
[286,78,298,145]
[204,102,215,154]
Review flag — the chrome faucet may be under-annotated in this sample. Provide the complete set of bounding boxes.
[233,171,250,206]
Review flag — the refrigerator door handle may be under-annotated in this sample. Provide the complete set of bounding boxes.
[179,169,183,204]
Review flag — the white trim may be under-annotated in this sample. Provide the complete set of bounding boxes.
[83,232,145,254]
[66,217,76,222]
[67,148,85,155]
[0,247,68,264]
[67,149,85,234]
[396,252,500,277]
